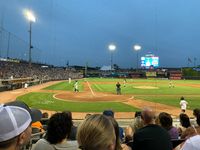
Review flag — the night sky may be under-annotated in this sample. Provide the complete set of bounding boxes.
[0,0,200,68]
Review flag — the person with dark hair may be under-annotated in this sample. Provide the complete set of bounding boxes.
[179,113,191,128]
[40,112,49,126]
[0,101,42,150]
[64,111,77,141]
[193,108,200,119]
[178,113,191,137]
[132,107,173,150]
[181,113,200,139]
[32,112,78,150]
[181,113,200,150]
[158,112,179,139]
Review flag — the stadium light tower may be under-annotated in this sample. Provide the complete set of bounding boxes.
[24,9,36,68]
[108,43,116,70]
[133,44,142,70]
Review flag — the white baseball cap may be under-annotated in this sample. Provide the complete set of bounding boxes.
[0,101,42,142]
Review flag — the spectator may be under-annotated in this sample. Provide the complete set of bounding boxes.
[40,112,49,126]
[130,111,144,133]
[125,111,143,145]
[32,112,78,150]
[158,112,179,139]
[0,101,42,150]
[132,107,173,150]
[64,111,77,141]
[109,117,131,150]
[178,113,191,137]
[77,114,116,150]
[193,108,200,127]
[181,113,200,139]
[103,110,124,141]
[31,109,44,132]
[193,108,200,118]
[181,134,200,150]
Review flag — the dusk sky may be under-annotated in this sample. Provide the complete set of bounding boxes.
[0,0,200,68]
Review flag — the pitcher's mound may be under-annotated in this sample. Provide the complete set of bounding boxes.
[134,86,159,89]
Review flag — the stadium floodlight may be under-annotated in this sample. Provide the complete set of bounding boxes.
[108,43,116,70]
[133,44,142,70]
[24,9,36,68]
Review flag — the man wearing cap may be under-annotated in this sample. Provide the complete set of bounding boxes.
[0,101,42,150]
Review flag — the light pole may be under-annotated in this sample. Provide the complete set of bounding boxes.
[133,44,141,70]
[24,10,36,68]
[108,44,116,70]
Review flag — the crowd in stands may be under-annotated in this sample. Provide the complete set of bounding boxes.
[1,100,200,150]
[0,60,83,81]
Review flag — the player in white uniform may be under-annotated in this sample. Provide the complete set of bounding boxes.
[24,82,28,89]
[180,96,188,113]
[74,80,79,92]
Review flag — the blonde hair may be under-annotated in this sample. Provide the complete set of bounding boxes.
[77,114,116,150]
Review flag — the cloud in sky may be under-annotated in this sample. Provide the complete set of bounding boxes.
[0,0,200,68]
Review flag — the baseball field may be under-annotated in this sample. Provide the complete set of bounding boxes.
[16,78,200,117]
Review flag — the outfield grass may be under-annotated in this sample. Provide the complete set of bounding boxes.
[17,92,139,112]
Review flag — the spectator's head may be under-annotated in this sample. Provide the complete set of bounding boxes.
[193,108,200,118]
[141,107,156,125]
[103,110,114,118]
[135,111,142,118]
[158,112,173,130]
[46,111,73,144]
[42,112,49,118]
[179,113,191,128]
[77,114,116,150]
[0,101,42,150]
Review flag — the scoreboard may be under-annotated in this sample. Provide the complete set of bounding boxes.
[141,56,159,68]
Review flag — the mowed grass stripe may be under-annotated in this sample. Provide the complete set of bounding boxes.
[92,83,103,92]
[43,80,84,91]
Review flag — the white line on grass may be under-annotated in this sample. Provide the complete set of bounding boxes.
[86,81,95,96]
[94,83,103,91]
